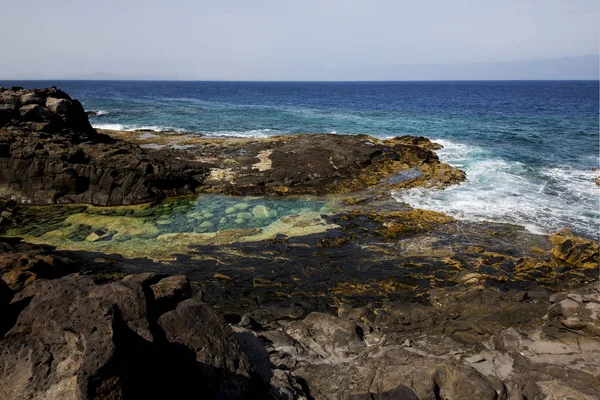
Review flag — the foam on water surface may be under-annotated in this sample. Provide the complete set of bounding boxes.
[92,123,186,133]
[394,139,599,238]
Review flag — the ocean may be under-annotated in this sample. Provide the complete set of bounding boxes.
[3,80,599,239]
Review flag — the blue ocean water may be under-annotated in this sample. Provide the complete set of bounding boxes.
[3,80,599,238]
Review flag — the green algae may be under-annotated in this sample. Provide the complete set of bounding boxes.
[5,195,336,260]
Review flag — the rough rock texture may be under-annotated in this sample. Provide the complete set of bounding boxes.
[549,229,599,269]
[0,87,208,205]
[0,273,278,399]
[1,86,95,137]
[1,86,597,399]
[0,199,19,234]
[0,266,598,399]
[107,130,467,196]
[0,237,79,292]
[158,299,255,398]
[251,283,600,400]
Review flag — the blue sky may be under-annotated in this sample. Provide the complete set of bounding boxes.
[1,0,598,80]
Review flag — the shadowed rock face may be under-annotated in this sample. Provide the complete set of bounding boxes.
[0,87,209,205]
[0,273,281,400]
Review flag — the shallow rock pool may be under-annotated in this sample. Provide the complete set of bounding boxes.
[6,195,336,259]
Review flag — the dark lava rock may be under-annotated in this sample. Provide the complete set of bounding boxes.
[0,87,208,205]
[0,237,79,292]
[151,274,194,313]
[0,266,597,399]
[0,199,19,234]
[346,385,420,400]
[0,274,272,400]
[2,87,466,204]
[194,134,466,196]
[158,299,255,398]
[0,278,13,338]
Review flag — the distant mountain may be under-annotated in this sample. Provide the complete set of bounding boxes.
[1,55,597,81]
[324,55,600,81]
[72,72,181,81]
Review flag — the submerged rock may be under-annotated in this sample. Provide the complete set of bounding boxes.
[252,205,270,219]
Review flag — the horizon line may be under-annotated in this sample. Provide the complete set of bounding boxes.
[2,78,599,83]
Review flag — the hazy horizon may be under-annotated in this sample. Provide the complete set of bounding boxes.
[1,0,598,80]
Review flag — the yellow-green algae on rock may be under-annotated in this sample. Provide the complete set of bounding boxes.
[5,195,338,260]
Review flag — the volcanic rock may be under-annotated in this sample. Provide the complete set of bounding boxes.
[549,229,599,269]
[0,274,271,400]
[0,87,209,205]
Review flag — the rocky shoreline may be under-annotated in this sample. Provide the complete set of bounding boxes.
[1,87,599,399]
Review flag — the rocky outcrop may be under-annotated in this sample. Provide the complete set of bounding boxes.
[2,86,596,399]
[0,273,283,399]
[0,237,79,292]
[0,87,209,205]
[108,130,467,196]
[251,283,600,400]
[0,263,598,400]
[0,199,19,234]
[0,86,98,139]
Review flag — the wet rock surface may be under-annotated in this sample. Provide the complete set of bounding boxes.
[61,198,593,320]
[3,200,596,398]
[106,130,466,196]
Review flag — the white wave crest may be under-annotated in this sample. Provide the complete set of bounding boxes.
[204,129,279,138]
[394,138,599,238]
[92,123,185,133]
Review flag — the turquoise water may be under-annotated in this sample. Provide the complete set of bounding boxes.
[8,195,332,259]
[3,80,599,238]
[15,195,330,238]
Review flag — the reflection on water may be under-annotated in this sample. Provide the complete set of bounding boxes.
[6,195,336,260]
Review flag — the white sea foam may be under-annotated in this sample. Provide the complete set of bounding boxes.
[92,123,282,138]
[96,110,109,116]
[204,129,279,138]
[393,138,599,238]
[92,123,185,133]
[138,132,158,140]
[92,123,128,131]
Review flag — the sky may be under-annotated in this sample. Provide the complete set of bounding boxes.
[0,0,598,80]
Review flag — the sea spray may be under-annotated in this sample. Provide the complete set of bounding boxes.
[394,139,599,238]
